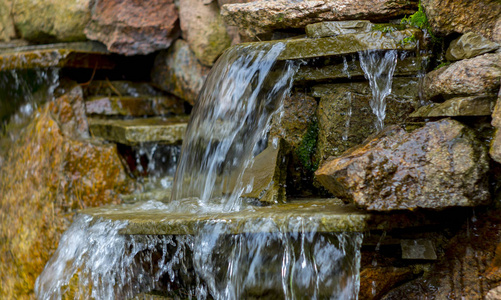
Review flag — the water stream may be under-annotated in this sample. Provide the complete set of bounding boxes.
[35,43,364,299]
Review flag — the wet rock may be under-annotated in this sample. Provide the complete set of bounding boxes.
[151,39,210,105]
[179,0,231,66]
[421,0,501,42]
[487,286,501,300]
[485,241,501,281]
[424,53,501,100]
[315,119,490,211]
[85,95,185,117]
[84,0,179,56]
[305,20,373,38]
[83,80,165,98]
[359,267,414,300]
[313,79,419,164]
[88,116,188,145]
[410,95,496,118]
[12,0,91,42]
[221,0,418,37]
[489,88,501,163]
[446,32,500,61]
[401,239,437,260]
[217,0,255,6]
[0,0,16,41]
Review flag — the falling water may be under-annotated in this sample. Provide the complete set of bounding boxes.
[358,50,398,131]
[36,43,364,299]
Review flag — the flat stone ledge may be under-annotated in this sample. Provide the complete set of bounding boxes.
[85,95,185,116]
[89,116,188,145]
[410,95,496,118]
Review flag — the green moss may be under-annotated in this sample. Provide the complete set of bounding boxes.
[296,121,319,172]
[371,24,406,33]
[434,61,451,70]
[401,2,440,43]
[401,34,417,45]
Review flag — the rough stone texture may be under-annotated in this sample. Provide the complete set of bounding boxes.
[306,20,373,38]
[151,39,210,105]
[179,0,231,66]
[221,0,418,37]
[313,78,419,164]
[359,266,415,300]
[85,96,185,117]
[315,119,490,211]
[0,85,134,299]
[0,0,16,41]
[446,32,500,61]
[487,286,501,300]
[401,239,437,260]
[84,0,179,56]
[83,80,165,98]
[424,53,501,100]
[422,0,501,42]
[410,95,496,118]
[490,88,501,163]
[12,0,91,42]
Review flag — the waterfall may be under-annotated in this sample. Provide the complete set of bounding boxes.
[359,50,398,131]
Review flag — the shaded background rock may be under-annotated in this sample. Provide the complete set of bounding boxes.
[315,119,490,211]
[151,39,210,106]
[180,0,231,66]
[12,0,91,42]
[445,32,500,61]
[84,0,179,56]
[421,0,501,42]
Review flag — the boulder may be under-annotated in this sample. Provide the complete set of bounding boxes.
[221,0,418,37]
[424,53,501,100]
[489,88,501,163]
[84,0,179,55]
[315,119,490,211]
[313,78,419,164]
[179,0,231,66]
[151,39,210,105]
[421,0,501,42]
[410,95,496,118]
[12,0,91,42]
[446,32,500,61]
[0,0,16,41]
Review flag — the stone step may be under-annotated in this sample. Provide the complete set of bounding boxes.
[89,116,188,145]
[81,198,459,235]
[121,188,171,204]
[85,95,185,117]
[409,95,496,118]
[83,80,166,98]
[0,41,115,70]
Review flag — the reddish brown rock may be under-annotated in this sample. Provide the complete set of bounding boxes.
[221,0,418,37]
[359,267,414,299]
[315,119,490,211]
[424,53,501,100]
[85,0,179,55]
[422,0,501,42]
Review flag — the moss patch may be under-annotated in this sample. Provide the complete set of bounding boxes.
[296,120,319,172]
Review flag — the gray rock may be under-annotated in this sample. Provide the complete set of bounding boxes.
[306,21,373,38]
[446,32,500,61]
[151,39,210,106]
[401,239,437,260]
[83,81,165,98]
[489,88,501,163]
[410,95,496,118]
[180,0,231,66]
[315,118,490,211]
[424,53,501,100]
[84,0,179,55]
[221,0,418,37]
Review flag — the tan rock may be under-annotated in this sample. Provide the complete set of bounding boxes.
[490,88,501,163]
[0,0,16,41]
[446,32,500,61]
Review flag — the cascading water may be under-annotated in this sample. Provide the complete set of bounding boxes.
[35,43,364,300]
[358,50,398,132]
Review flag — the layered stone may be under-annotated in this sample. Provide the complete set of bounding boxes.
[446,32,500,61]
[221,0,418,37]
[305,20,373,38]
[410,95,496,118]
[85,95,185,117]
[83,80,165,98]
[315,119,490,211]
[85,0,179,55]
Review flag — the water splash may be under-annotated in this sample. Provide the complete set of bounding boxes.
[359,50,398,131]
[172,43,298,211]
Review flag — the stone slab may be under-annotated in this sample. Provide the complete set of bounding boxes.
[85,95,185,116]
[89,116,188,145]
[401,239,437,260]
[305,21,373,38]
[410,95,496,118]
[81,198,464,235]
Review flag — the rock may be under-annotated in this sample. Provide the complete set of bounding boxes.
[83,81,166,98]
[217,0,255,6]
[151,39,210,105]
[489,88,501,163]
[0,85,134,299]
[85,95,185,117]
[88,116,188,145]
[0,0,16,41]
[421,0,501,42]
[401,239,437,260]
[315,119,490,211]
[424,53,501,100]
[84,0,179,56]
[221,0,418,37]
[240,140,288,204]
[359,267,414,300]
[487,286,501,300]
[179,0,231,66]
[12,0,91,42]
[313,79,419,164]
[410,95,496,118]
[446,32,500,61]
[305,20,373,38]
